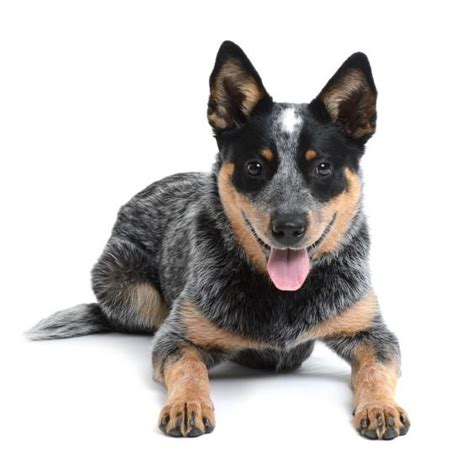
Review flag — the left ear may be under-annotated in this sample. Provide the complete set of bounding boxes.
[207,41,272,131]
[310,52,377,142]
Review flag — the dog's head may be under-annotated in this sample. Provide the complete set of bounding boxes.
[209,41,376,291]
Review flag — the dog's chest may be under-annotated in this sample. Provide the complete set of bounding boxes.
[213,291,324,347]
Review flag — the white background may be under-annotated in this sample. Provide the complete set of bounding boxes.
[1,1,473,473]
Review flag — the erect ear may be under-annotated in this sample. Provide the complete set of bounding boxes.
[310,53,377,142]
[207,41,272,130]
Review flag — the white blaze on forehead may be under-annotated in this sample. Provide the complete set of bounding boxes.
[280,107,302,134]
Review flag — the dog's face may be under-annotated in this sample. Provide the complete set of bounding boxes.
[208,42,377,291]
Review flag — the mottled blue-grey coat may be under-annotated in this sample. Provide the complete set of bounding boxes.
[27,41,409,441]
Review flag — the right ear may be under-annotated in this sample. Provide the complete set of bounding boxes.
[309,52,377,143]
[207,41,272,131]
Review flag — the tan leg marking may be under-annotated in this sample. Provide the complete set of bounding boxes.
[127,283,168,329]
[158,346,215,437]
[294,292,377,346]
[218,162,270,273]
[352,345,410,440]
[181,301,266,351]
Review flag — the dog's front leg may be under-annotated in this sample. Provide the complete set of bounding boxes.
[323,311,410,440]
[151,305,223,438]
[153,342,216,437]
[350,342,410,440]
[151,298,264,437]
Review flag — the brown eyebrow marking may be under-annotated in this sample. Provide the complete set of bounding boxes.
[305,149,318,160]
[260,148,273,161]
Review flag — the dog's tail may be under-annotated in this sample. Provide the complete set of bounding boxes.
[25,303,112,341]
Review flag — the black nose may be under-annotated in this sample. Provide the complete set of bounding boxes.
[271,213,307,246]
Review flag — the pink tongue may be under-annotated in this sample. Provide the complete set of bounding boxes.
[267,248,310,291]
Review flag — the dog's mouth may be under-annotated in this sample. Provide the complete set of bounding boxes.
[243,214,336,292]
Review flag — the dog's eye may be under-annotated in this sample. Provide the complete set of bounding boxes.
[315,162,332,177]
[246,161,263,177]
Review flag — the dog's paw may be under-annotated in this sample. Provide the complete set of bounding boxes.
[354,402,410,440]
[158,399,215,438]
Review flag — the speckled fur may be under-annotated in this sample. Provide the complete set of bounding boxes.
[27,41,409,440]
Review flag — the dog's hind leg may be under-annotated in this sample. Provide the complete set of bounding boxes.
[27,237,167,340]
[91,238,169,334]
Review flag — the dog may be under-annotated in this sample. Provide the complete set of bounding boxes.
[28,41,410,440]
